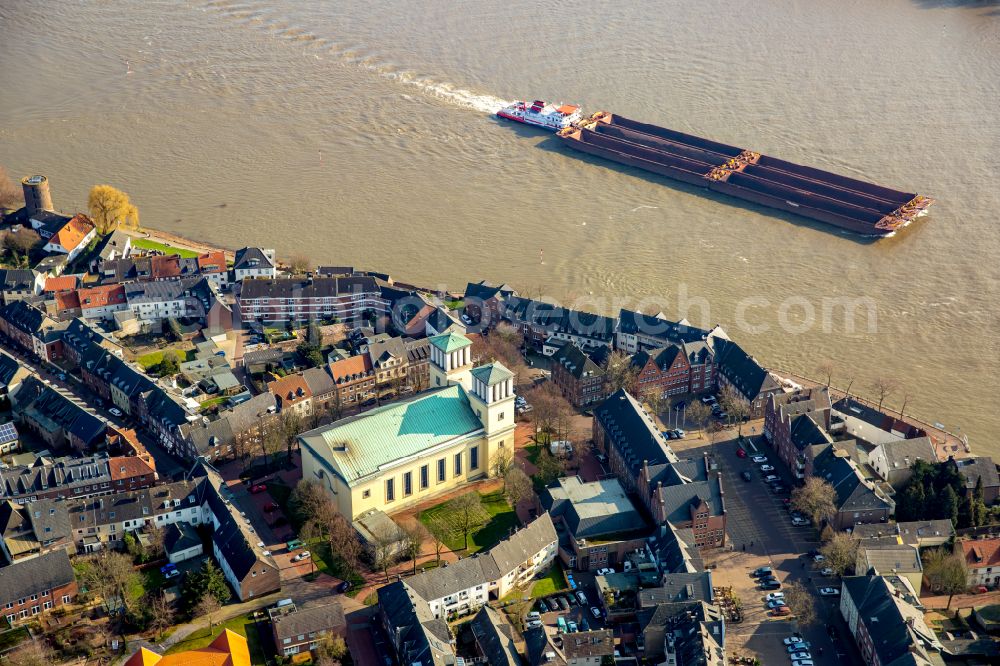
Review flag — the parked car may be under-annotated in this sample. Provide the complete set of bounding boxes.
[818,587,839,596]
[764,592,784,602]
[767,599,787,609]
[286,539,305,551]
[337,581,352,593]
[791,517,810,526]
[701,396,716,405]
[783,636,804,646]
[771,605,791,616]
[812,554,826,563]
[526,618,542,629]
[771,485,788,494]
[567,621,578,633]
[264,502,279,512]
[752,567,773,577]
[250,484,268,494]
[460,314,473,325]
[527,611,541,623]
[759,581,781,591]
[109,407,123,417]
[590,606,602,619]
[751,455,767,464]
[820,568,834,577]
[538,599,551,612]
[792,661,815,666]
[576,590,588,605]
[741,471,753,482]
[292,551,311,562]
[760,464,775,472]
[764,474,779,483]
[673,429,686,438]
[787,642,810,652]
[57,373,67,381]
[790,652,812,661]
[164,569,181,579]
[736,448,748,458]
[558,597,570,611]
[596,568,614,575]
[160,563,176,574]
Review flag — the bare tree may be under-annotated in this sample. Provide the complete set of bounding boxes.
[686,401,712,436]
[328,513,363,572]
[3,228,40,255]
[924,548,969,609]
[195,593,222,631]
[781,581,816,626]
[4,641,53,666]
[490,446,515,490]
[371,526,403,582]
[534,446,565,487]
[820,532,859,576]
[791,478,838,528]
[144,523,166,561]
[843,375,855,402]
[644,391,667,427]
[288,479,336,534]
[870,376,899,414]
[0,166,23,213]
[603,350,638,395]
[448,492,489,551]
[899,392,911,420]
[504,465,534,508]
[148,592,174,639]
[816,360,836,388]
[81,550,140,615]
[403,523,428,575]
[718,385,750,436]
[425,514,451,566]
[288,254,312,274]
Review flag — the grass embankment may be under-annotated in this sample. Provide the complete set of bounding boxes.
[130,237,201,258]
[163,613,266,663]
[418,490,518,555]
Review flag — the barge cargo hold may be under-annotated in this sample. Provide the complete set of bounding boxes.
[556,111,934,237]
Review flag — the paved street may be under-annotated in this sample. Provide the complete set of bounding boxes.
[674,430,863,666]
[0,338,188,479]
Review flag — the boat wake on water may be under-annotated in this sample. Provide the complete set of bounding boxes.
[194,0,509,115]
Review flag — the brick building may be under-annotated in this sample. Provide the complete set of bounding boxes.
[550,342,607,407]
[0,550,77,624]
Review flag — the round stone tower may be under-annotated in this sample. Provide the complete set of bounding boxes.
[21,175,53,216]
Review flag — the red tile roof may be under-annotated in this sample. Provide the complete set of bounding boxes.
[197,251,227,274]
[962,538,1000,568]
[328,354,373,383]
[109,456,154,482]
[55,290,81,311]
[267,373,313,406]
[150,255,181,279]
[78,284,127,309]
[50,214,95,252]
[44,276,78,293]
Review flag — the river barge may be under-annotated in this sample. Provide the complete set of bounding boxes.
[554,111,933,237]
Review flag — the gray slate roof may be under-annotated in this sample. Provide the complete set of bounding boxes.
[595,389,678,477]
[272,601,346,642]
[0,550,75,606]
[468,606,520,666]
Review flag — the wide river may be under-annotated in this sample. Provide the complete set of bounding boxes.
[1,0,998,451]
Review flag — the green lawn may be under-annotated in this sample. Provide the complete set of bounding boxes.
[164,613,266,663]
[136,349,192,371]
[199,396,229,413]
[444,299,463,310]
[0,626,29,652]
[530,563,568,598]
[418,490,518,555]
[130,237,201,258]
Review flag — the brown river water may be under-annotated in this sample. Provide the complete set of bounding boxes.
[1,0,998,451]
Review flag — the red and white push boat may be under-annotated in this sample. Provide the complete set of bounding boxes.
[496,99,583,130]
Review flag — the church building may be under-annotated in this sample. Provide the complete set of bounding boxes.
[299,331,517,519]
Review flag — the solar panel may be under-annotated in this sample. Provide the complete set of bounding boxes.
[0,421,17,443]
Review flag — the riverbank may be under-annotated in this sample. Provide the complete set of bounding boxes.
[128,222,975,458]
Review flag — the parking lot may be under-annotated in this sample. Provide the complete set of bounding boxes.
[672,431,862,666]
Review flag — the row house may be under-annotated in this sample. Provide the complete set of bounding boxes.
[326,353,377,408]
[178,393,278,462]
[0,350,31,403]
[0,452,148,504]
[123,276,218,323]
[366,335,431,393]
[550,342,607,408]
[593,389,678,495]
[960,538,1000,588]
[269,601,346,658]
[0,269,43,304]
[812,444,894,531]
[868,437,939,490]
[267,373,313,417]
[377,581,457,666]
[462,280,517,328]
[0,550,78,625]
[237,276,387,325]
[614,308,723,355]
[713,337,783,418]
[950,457,1000,506]
[0,299,66,362]
[631,340,716,399]
[764,387,833,478]
[78,284,128,320]
[502,296,615,352]
[637,456,728,549]
[840,573,941,666]
[0,498,73,563]
[11,376,107,451]
[404,513,557,618]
